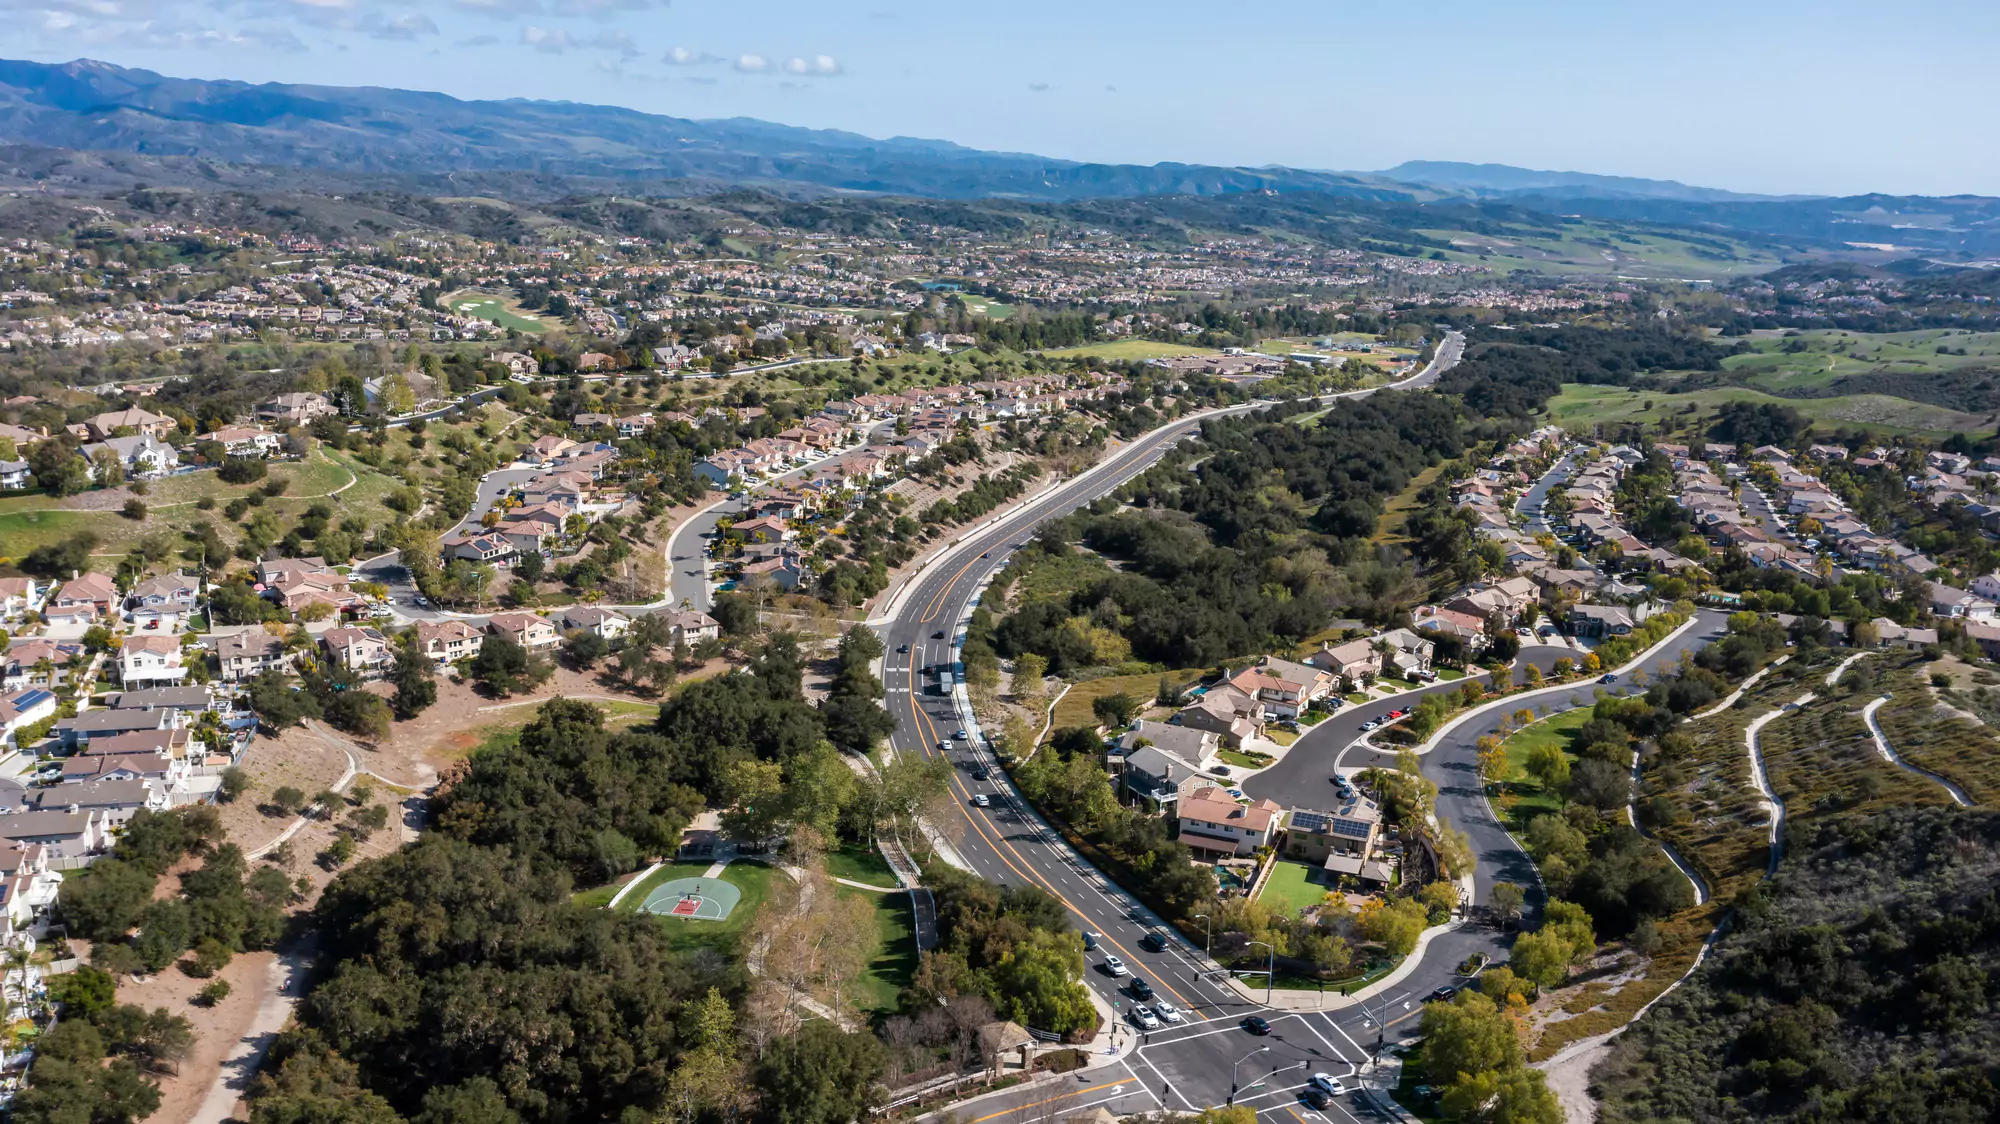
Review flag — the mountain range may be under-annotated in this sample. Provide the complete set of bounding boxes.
[3,57,1998,260]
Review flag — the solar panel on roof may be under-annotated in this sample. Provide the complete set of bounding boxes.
[10,690,52,711]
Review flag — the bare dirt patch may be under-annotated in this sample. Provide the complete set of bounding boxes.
[211,726,351,853]
[111,949,277,1124]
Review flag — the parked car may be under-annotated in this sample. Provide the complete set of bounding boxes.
[1103,956,1129,977]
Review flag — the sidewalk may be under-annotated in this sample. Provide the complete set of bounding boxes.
[1218,918,1468,1011]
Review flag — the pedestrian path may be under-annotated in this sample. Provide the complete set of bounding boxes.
[1861,696,1972,806]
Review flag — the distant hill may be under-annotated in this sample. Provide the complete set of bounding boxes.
[1376,160,1803,203]
[0,57,1421,203]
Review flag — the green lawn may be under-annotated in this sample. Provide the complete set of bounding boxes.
[840,887,918,1013]
[1371,463,1448,547]
[1546,382,1986,439]
[1038,340,1219,361]
[1050,671,1184,731]
[1220,748,1274,769]
[825,844,900,889]
[446,290,552,334]
[955,293,1015,319]
[1258,860,1332,917]
[1496,709,1593,833]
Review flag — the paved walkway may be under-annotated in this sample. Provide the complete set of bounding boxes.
[1861,696,1973,806]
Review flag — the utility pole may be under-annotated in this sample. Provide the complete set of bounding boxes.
[1248,940,1275,1004]
[1228,1045,1269,1106]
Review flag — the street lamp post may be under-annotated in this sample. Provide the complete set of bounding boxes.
[1247,940,1275,1004]
[1193,912,1212,959]
[1228,1045,1269,1106]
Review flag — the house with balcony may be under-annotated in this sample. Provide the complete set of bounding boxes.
[1284,801,1390,888]
[1226,656,1335,720]
[0,578,45,621]
[1176,787,1284,858]
[1173,684,1264,748]
[487,612,559,650]
[557,606,630,640]
[212,630,292,682]
[120,635,188,687]
[415,620,482,665]
[321,626,393,675]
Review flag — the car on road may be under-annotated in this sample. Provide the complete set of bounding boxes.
[897,644,909,654]
[1131,1007,1160,1030]
[1300,1088,1333,1110]
[1311,1074,1348,1096]
[1140,930,1169,952]
[953,729,968,740]
[971,765,989,780]
[1082,931,1100,951]
[413,596,431,609]
[1360,719,1380,731]
[1128,977,1154,1001]
[969,793,993,808]
[1103,956,1129,977]
[1600,673,1619,684]
[1153,1002,1184,1024]
[932,631,945,639]
[1426,985,1458,1004]
[937,740,951,752]
[1388,708,1406,719]
[1242,1015,1272,1035]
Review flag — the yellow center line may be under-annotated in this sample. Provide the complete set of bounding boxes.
[965,1079,1135,1124]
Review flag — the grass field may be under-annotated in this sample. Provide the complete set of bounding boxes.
[1257,860,1331,917]
[1005,549,1112,608]
[445,290,551,334]
[1545,382,1987,438]
[839,886,919,1013]
[1050,671,1183,730]
[1370,463,1448,547]
[1416,220,1783,280]
[1495,708,1592,834]
[955,293,1015,319]
[825,844,900,889]
[1722,328,2000,393]
[1039,340,1219,361]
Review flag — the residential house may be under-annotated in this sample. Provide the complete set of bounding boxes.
[35,777,168,827]
[1176,787,1284,858]
[1963,620,2000,662]
[0,577,44,620]
[415,620,481,665]
[257,393,336,425]
[1411,606,1488,650]
[51,572,119,618]
[0,809,105,861]
[1972,572,2000,603]
[573,412,615,430]
[1305,638,1381,683]
[212,630,291,682]
[0,459,28,490]
[53,707,177,749]
[259,558,360,614]
[210,425,283,457]
[0,840,62,939]
[126,571,199,628]
[80,435,179,478]
[1378,629,1435,676]
[85,407,174,441]
[1118,742,1216,809]
[448,534,514,564]
[0,688,58,749]
[498,518,561,557]
[1114,721,1220,773]
[1284,801,1389,888]
[557,606,630,640]
[529,435,576,463]
[734,516,793,544]
[1928,582,1998,622]
[320,627,392,675]
[739,554,805,590]
[1867,617,1940,650]
[3,639,85,690]
[120,635,188,687]
[487,612,559,651]
[1568,603,1636,639]
[1227,656,1336,719]
[105,687,213,717]
[1173,684,1264,749]
[661,610,720,646]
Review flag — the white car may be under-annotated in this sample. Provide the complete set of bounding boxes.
[969,793,990,808]
[1153,1002,1185,1024]
[1103,955,1129,977]
[1311,1073,1347,1096]
[1132,1007,1161,1031]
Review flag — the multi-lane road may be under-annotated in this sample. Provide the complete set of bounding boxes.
[876,337,1738,1121]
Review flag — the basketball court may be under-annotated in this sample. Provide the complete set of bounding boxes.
[637,876,742,921]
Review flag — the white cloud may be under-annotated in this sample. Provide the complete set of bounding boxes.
[732,53,769,73]
[26,9,307,49]
[363,10,435,38]
[520,23,571,50]
[454,0,541,16]
[548,0,657,18]
[585,28,638,56]
[663,44,718,65]
[781,54,839,77]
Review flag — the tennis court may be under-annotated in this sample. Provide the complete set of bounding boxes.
[637,876,743,921]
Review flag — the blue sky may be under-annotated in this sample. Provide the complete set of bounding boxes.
[11,0,2000,196]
